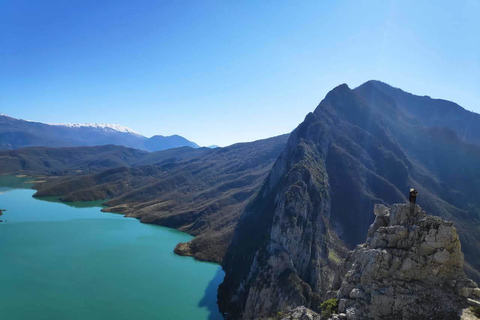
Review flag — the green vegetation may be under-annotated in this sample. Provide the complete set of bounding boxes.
[471,306,480,318]
[328,250,341,264]
[320,298,338,319]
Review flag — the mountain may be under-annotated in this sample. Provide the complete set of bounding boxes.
[0,114,200,152]
[218,81,480,319]
[144,134,199,151]
[358,80,480,146]
[50,122,140,134]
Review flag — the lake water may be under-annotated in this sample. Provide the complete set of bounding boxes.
[0,176,224,320]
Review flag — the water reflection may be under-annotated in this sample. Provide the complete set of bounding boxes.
[35,196,106,209]
[199,267,225,320]
[0,175,33,191]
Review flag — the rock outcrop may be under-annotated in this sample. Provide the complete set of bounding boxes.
[335,203,479,319]
[277,306,321,320]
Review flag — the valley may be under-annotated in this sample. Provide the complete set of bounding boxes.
[1,81,479,320]
[4,1,478,318]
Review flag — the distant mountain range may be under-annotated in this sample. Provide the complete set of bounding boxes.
[0,114,200,152]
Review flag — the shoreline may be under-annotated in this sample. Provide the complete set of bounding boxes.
[2,173,223,265]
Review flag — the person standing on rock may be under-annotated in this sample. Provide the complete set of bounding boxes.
[409,188,418,217]
[409,188,418,204]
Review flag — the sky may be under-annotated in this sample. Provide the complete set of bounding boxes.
[1,0,479,147]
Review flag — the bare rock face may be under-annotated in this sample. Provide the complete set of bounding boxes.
[218,133,336,320]
[277,306,321,320]
[336,204,479,319]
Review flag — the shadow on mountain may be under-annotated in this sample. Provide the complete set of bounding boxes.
[198,267,225,320]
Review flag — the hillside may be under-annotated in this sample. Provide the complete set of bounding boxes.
[359,80,480,146]
[0,145,148,175]
[31,134,289,262]
[218,81,480,319]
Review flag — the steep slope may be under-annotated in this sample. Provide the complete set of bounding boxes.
[357,80,480,146]
[218,84,410,319]
[219,82,480,319]
[32,135,289,262]
[0,114,200,151]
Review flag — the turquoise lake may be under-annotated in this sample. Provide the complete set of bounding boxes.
[0,176,224,320]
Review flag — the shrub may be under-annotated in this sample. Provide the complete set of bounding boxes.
[320,298,338,319]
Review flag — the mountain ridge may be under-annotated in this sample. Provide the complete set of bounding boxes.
[0,113,201,152]
[356,80,480,146]
[218,80,480,319]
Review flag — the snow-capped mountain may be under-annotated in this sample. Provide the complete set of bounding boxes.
[49,123,141,135]
[0,113,199,152]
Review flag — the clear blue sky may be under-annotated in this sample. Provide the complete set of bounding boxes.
[1,0,479,147]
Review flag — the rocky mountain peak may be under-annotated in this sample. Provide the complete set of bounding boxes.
[335,203,480,319]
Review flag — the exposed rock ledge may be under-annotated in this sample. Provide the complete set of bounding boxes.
[277,204,480,320]
[277,306,321,320]
[334,203,479,319]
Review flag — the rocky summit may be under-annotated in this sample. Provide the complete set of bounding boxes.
[334,203,480,320]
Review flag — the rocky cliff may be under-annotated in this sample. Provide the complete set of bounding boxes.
[334,203,479,319]
[218,120,338,319]
[218,84,408,319]
[263,204,480,320]
[219,81,480,320]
